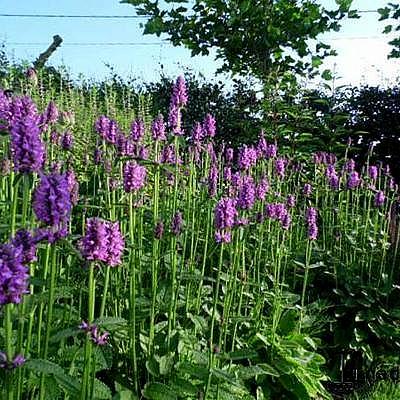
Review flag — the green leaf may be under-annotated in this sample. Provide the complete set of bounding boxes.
[93,379,113,399]
[142,382,177,400]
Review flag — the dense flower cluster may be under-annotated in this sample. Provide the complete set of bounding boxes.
[123,162,147,193]
[95,115,119,144]
[80,218,125,266]
[79,321,109,346]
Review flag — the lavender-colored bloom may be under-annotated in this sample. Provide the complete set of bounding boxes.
[106,221,125,266]
[33,225,68,244]
[266,144,277,159]
[305,207,318,225]
[256,177,269,201]
[215,230,232,244]
[238,175,256,209]
[12,230,36,264]
[0,243,29,305]
[308,223,318,240]
[94,148,102,165]
[202,114,216,138]
[274,158,286,179]
[40,101,59,127]
[10,114,45,173]
[0,352,25,369]
[80,218,124,266]
[123,161,147,192]
[374,191,385,207]
[61,130,74,150]
[9,96,38,128]
[171,211,183,236]
[368,165,378,180]
[191,122,203,143]
[66,169,79,205]
[95,115,119,144]
[214,197,238,230]
[287,194,296,208]
[207,142,217,163]
[12,354,26,368]
[346,159,356,172]
[325,164,336,179]
[329,173,340,190]
[91,327,109,346]
[154,221,164,239]
[347,171,361,189]
[0,90,11,130]
[223,166,232,182]
[208,163,219,197]
[303,183,312,197]
[171,75,188,108]
[50,130,59,145]
[151,114,166,141]
[130,118,145,142]
[116,134,135,157]
[33,172,72,227]
[0,352,6,368]
[281,213,292,230]
[225,147,234,164]
[160,144,178,165]
[238,145,257,170]
[256,132,268,157]
[138,145,149,160]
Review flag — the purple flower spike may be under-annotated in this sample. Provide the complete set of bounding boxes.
[131,118,145,142]
[151,115,166,141]
[95,115,119,144]
[214,197,238,230]
[33,172,72,227]
[171,76,188,108]
[238,145,257,170]
[191,122,204,143]
[238,175,256,209]
[346,159,356,172]
[154,221,164,239]
[12,229,37,264]
[202,114,216,138]
[368,165,378,180]
[347,171,361,189]
[225,147,234,164]
[208,163,219,197]
[215,230,232,244]
[0,243,29,305]
[66,169,79,205]
[61,130,74,150]
[287,194,296,208]
[171,212,183,236]
[303,183,312,197]
[80,218,124,267]
[374,191,385,207]
[11,113,45,173]
[274,158,286,179]
[266,144,277,159]
[123,162,147,193]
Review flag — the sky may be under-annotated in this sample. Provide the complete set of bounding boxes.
[1,0,399,87]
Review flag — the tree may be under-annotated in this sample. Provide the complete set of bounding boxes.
[121,0,357,83]
[378,2,400,58]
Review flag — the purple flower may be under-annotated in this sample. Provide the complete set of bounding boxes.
[33,226,68,244]
[151,115,166,141]
[80,218,124,267]
[368,165,378,180]
[329,173,340,190]
[287,194,296,208]
[12,230,36,264]
[160,144,179,165]
[305,207,318,240]
[303,183,312,197]
[256,177,269,201]
[225,147,234,164]
[170,75,188,108]
[0,243,29,305]
[346,159,356,172]
[238,145,257,170]
[208,163,219,197]
[91,327,109,346]
[281,213,292,230]
[130,118,145,142]
[374,191,385,207]
[94,148,102,165]
[215,230,232,244]
[347,171,361,189]
[123,161,147,192]
[138,145,149,160]
[50,130,59,145]
[238,175,256,209]
[256,132,268,157]
[223,166,232,182]
[308,223,318,240]
[10,114,45,173]
[191,122,204,143]
[12,354,26,368]
[61,130,74,150]
[274,158,286,179]
[0,90,11,130]
[214,197,238,230]
[0,352,26,369]
[154,221,164,239]
[202,114,216,138]
[171,212,183,236]
[266,144,277,159]
[95,116,119,144]
[33,172,72,228]
[40,101,59,127]
[66,169,79,205]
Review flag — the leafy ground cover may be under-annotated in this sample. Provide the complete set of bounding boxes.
[0,73,399,399]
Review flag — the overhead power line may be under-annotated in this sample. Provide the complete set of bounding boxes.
[0,13,148,19]
[8,42,165,46]
[0,10,380,19]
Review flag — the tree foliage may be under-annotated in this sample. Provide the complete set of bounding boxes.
[121,0,357,81]
[378,2,400,58]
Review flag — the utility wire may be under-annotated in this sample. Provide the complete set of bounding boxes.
[8,42,165,46]
[0,10,381,19]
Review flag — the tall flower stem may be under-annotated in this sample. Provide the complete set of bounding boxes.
[5,304,14,400]
[299,240,312,332]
